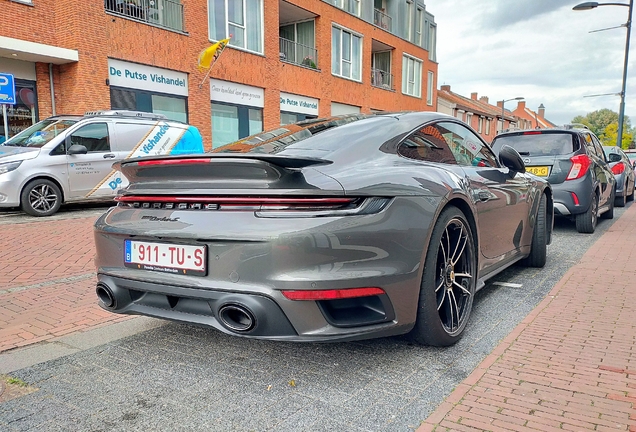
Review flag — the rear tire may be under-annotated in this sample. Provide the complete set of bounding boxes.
[20,179,62,217]
[603,188,615,219]
[576,192,598,234]
[522,194,547,268]
[627,182,634,202]
[410,206,476,347]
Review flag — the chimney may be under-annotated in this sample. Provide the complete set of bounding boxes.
[479,96,489,104]
[538,103,545,118]
[471,92,478,100]
[440,85,451,91]
[517,101,526,111]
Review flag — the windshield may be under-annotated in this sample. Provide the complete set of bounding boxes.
[492,132,576,156]
[2,119,77,148]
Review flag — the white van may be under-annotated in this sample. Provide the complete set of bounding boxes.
[0,110,204,216]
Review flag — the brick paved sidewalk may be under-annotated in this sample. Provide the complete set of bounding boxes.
[0,216,132,353]
[419,205,636,431]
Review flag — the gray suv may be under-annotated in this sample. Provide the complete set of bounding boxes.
[492,126,615,233]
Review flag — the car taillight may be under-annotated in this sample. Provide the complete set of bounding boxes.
[566,154,592,180]
[612,162,625,175]
[115,195,391,217]
[281,287,385,301]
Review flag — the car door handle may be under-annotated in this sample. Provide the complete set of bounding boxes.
[478,191,491,202]
[103,153,116,159]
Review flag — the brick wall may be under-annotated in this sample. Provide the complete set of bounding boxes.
[5,0,438,146]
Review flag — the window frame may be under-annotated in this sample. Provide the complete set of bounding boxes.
[426,70,434,105]
[406,0,413,41]
[331,24,363,82]
[402,53,423,98]
[416,7,424,46]
[208,0,265,55]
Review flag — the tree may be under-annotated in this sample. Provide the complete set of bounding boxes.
[599,123,633,149]
[571,109,632,148]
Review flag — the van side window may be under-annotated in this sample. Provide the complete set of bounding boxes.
[69,123,110,152]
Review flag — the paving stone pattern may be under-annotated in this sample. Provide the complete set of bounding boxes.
[0,205,628,431]
[419,203,636,431]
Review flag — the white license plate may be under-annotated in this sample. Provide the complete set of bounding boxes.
[124,240,206,276]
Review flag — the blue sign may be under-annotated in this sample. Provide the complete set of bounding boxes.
[0,73,16,105]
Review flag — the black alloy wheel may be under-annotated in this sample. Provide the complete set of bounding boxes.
[575,192,598,234]
[21,179,62,217]
[411,206,476,346]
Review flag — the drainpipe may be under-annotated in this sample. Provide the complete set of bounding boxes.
[49,63,56,116]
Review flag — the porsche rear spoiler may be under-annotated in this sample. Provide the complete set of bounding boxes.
[116,154,332,171]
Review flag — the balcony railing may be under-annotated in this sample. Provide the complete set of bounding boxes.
[279,38,318,69]
[105,0,185,32]
[373,8,392,31]
[371,68,393,90]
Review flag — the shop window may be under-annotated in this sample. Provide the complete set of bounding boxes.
[208,0,263,54]
[280,112,317,126]
[211,102,263,148]
[70,123,111,152]
[110,87,187,122]
[0,79,38,144]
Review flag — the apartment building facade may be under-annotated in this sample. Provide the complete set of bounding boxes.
[1,0,438,149]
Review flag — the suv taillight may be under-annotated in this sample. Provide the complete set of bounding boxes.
[566,154,592,180]
[611,162,625,175]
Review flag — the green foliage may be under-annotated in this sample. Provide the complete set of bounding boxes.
[572,109,633,148]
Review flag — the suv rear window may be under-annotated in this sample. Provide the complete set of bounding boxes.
[492,132,577,156]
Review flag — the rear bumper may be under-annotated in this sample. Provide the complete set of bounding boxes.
[551,176,594,216]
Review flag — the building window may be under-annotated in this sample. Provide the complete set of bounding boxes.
[426,70,434,105]
[281,112,317,125]
[466,113,472,127]
[208,0,263,54]
[416,7,423,46]
[211,102,263,148]
[332,25,362,82]
[486,119,491,135]
[372,51,393,90]
[406,1,413,41]
[402,54,422,98]
[0,79,38,143]
[478,117,483,133]
[110,87,188,122]
[279,20,317,68]
[105,0,185,32]
[428,24,437,61]
[331,0,360,16]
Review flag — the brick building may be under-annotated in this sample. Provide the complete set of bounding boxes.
[1,0,438,149]
[511,101,556,130]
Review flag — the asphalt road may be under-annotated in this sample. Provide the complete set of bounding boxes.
[0,203,629,432]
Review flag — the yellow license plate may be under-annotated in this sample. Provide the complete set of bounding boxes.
[526,166,550,177]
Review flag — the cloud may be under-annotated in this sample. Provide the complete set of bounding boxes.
[480,0,572,30]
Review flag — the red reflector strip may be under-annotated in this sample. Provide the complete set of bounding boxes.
[571,192,580,206]
[115,196,354,205]
[281,287,385,301]
[137,158,212,166]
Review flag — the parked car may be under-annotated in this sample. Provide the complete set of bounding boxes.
[94,112,553,347]
[0,110,204,216]
[603,146,635,207]
[624,149,636,169]
[491,126,615,234]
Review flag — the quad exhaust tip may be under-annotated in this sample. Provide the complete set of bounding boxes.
[218,304,256,333]
[96,283,116,309]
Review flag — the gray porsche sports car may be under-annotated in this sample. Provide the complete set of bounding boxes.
[94,112,553,346]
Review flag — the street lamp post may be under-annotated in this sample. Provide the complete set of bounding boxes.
[574,1,634,148]
[500,97,524,133]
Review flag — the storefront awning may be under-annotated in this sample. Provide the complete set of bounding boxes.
[0,36,79,64]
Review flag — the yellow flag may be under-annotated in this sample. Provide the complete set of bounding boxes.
[197,37,231,71]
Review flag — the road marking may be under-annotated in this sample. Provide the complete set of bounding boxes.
[492,282,523,288]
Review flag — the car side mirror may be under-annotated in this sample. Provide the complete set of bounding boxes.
[67,144,88,155]
[499,145,526,175]
[608,153,621,163]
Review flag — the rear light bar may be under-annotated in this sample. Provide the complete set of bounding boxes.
[115,196,392,217]
[566,154,592,180]
[612,162,626,175]
[282,287,385,301]
[523,131,543,135]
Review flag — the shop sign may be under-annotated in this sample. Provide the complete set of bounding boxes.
[210,79,264,108]
[108,59,188,96]
[279,92,318,116]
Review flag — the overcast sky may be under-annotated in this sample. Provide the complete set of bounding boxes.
[425,0,635,126]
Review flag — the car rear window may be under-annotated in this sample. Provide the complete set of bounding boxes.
[492,132,577,156]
